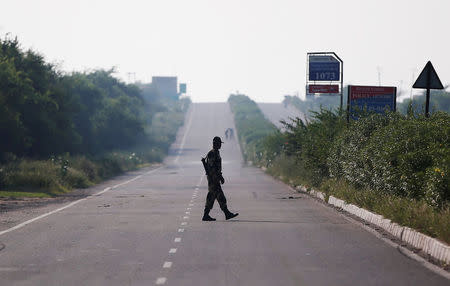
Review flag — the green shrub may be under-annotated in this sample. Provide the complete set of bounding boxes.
[228,94,277,164]
[71,156,99,182]
[1,160,66,194]
[329,111,450,207]
[64,167,91,188]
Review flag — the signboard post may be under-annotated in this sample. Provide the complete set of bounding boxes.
[306,52,343,110]
[347,85,397,121]
[412,61,444,117]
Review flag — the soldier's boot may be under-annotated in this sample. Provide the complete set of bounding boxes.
[222,206,239,220]
[202,208,216,221]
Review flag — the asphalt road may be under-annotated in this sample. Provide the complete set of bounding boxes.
[0,103,448,286]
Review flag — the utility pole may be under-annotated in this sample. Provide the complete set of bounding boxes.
[377,66,382,86]
[127,72,136,83]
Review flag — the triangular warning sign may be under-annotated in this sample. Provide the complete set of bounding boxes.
[413,61,444,89]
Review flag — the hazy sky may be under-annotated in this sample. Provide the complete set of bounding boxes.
[1,0,449,102]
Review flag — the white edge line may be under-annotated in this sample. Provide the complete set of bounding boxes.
[0,166,163,237]
[0,199,85,236]
[174,105,194,163]
[156,277,167,285]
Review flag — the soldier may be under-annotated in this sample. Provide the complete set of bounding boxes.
[201,136,239,221]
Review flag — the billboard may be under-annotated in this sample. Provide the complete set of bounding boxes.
[308,55,340,81]
[152,76,178,98]
[308,84,339,94]
[179,83,187,94]
[348,85,396,117]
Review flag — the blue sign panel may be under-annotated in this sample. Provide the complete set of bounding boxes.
[348,86,396,118]
[309,55,340,81]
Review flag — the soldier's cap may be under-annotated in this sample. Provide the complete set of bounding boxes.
[213,136,224,143]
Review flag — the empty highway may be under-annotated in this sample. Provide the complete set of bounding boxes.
[0,103,447,285]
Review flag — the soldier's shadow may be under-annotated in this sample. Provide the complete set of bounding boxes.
[225,219,306,224]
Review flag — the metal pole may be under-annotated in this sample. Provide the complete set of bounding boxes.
[340,60,344,112]
[425,66,431,118]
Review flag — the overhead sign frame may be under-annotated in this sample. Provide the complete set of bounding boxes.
[306,52,344,109]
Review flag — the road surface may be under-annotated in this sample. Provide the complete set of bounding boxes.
[257,102,305,130]
[0,103,447,285]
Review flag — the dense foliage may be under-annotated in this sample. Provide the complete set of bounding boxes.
[0,37,157,159]
[0,36,190,195]
[328,112,449,208]
[227,94,278,162]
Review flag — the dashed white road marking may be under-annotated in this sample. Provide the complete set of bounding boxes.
[183,216,189,219]
[189,204,194,206]
[0,166,163,237]
[181,222,187,226]
[156,277,167,285]
[185,211,190,215]
[174,237,181,243]
[178,228,184,232]
[163,261,172,268]
[187,208,191,210]
[169,248,177,254]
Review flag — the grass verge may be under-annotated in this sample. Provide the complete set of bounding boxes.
[0,191,51,198]
[320,178,450,244]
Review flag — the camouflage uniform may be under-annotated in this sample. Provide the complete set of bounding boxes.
[204,149,228,212]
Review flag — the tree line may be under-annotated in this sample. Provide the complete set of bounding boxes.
[0,36,169,162]
[284,87,449,118]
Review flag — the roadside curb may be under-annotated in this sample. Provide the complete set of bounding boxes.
[311,187,449,266]
[257,166,450,269]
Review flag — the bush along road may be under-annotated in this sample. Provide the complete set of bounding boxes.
[228,94,450,267]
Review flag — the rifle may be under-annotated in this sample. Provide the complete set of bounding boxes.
[201,157,209,176]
